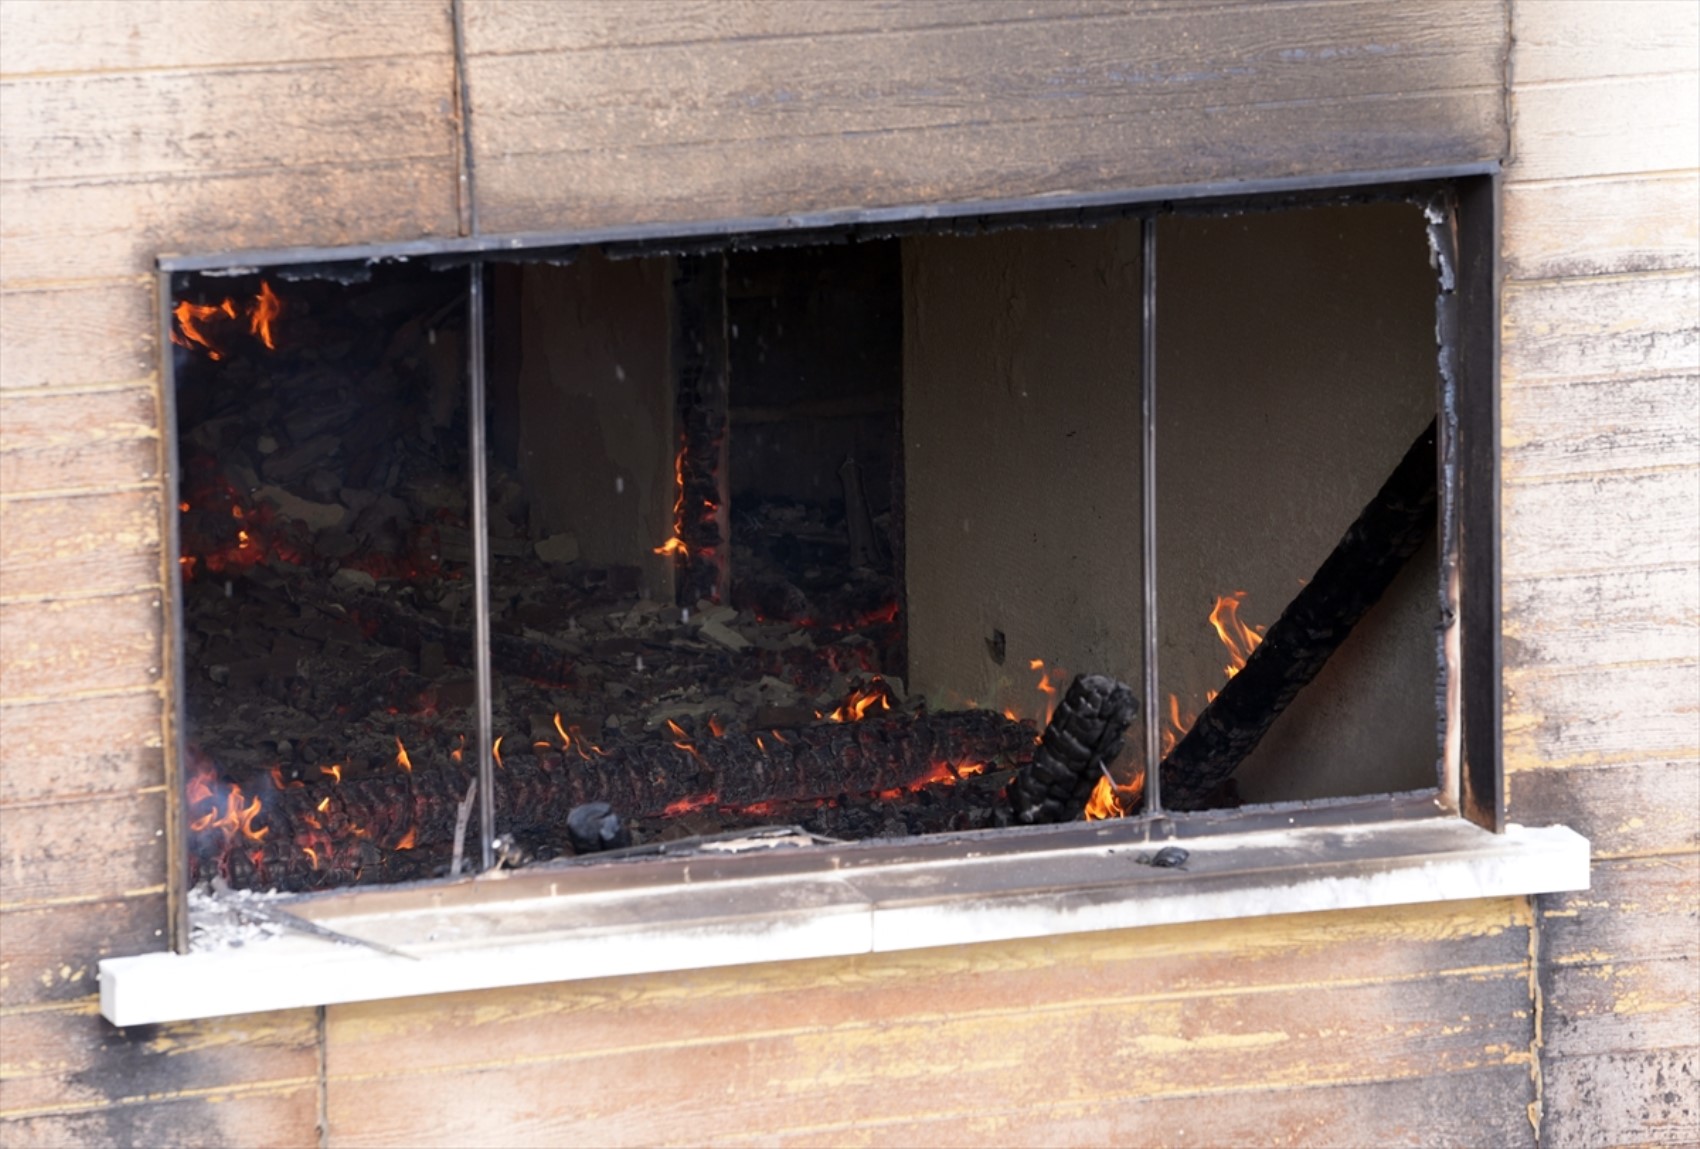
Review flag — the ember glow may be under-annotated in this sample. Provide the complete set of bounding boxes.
[654,442,691,558]
[395,737,413,773]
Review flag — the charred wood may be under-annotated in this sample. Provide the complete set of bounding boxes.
[1010,675,1139,824]
[1160,419,1440,810]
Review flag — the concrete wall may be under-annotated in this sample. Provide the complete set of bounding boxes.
[1155,202,1441,802]
[903,222,1144,719]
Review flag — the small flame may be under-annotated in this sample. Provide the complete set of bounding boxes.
[321,764,342,784]
[394,825,417,850]
[249,281,281,349]
[708,714,725,738]
[492,735,504,768]
[316,796,330,814]
[302,846,319,869]
[1084,771,1146,821]
[395,737,413,773]
[827,678,893,723]
[1209,591,1265,681]
[662,792,718,817]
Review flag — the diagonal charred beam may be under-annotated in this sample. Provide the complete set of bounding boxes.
[1160,418,1439,810]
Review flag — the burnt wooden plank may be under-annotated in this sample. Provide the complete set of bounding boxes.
[1539,854,1700,967]
[1503,373,1700,482]
[1544,957,1700,1061]
[1508,73,1700,184]
[477,88,1504,233]
[462,0,1141,57]
[0,0,450,74]
[328,898,1531,1077]
[0,490,162,600]
[0,893,167,1006]
[1512,0,1700,84]
[0,1083,317,1149]
[1,159,461,285]
[467,0,1504,231]
[0,1000,317,1115]
[0,386,159,494]
[0,58,457,185]
[0,791,167,907]
[1505,659,1700,774]
[1503,469,1700,578]
[1503,564,1700,671]
[0,691,164,806]
[0,591,162,699]
[470,3,1502,156]
[1540,1048,1699,1148]
[0,280,155,392]
[1501,272,1700,386]
[729,1065,1539,1148]
[1503,174,1700,282]
[1510,759,1699,858]
[326,970,1532,1147]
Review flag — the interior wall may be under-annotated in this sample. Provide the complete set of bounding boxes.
[903,222,1144,721]
[1155,202,1441,801]
[513,253,675,597]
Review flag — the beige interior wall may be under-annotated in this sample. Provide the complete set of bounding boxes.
[902,222,1144,721]
[1155,202,1440,801]
[514,254,675,598]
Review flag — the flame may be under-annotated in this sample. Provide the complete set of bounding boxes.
[394,826,417,850]
[827,678,893,723]
[302,845,319,869]
[395,737,413,773]
[316,796,330,813]
[171,283,283,361]
[708,714,725,738]
[493,735,504,768]
[249,281,281,349]
[1084,771,1146,821]
[321,764,342,784]
[1209,591,1265,681]
[654,442,690,557]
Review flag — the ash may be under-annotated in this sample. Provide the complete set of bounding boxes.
[187,884,287,952]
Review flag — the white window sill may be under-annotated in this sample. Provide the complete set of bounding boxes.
[99,813,1589,1026]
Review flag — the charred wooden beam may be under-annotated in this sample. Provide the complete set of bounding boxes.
[1010,674,1139,824]
[669,253,731,604]
[1161,419,1439,810]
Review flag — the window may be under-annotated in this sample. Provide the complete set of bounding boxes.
[102,169,1587,1027]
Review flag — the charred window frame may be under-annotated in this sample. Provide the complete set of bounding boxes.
[157,167,1502,951]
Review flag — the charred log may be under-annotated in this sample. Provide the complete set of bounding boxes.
[1161,419,1439,810]
[192,709,1036,891]
[1010,675,1139,824]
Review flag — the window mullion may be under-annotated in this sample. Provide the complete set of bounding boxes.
[1140,215,1162,816]
[467,260,496,870]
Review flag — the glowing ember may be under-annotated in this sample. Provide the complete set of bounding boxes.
[493,736,505,768]
[320,764,342,784]
[394,825,417,850]
[654,441,690,558]
[395,737,413,773]
[662,792,718,816]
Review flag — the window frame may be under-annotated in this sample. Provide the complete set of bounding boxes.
[156,164,1505,954]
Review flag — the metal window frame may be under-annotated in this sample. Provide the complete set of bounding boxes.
[158,163,1503,953]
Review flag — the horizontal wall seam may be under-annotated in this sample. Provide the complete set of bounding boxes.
[0,481,162,503]
[0,785,166,812]
[1501,461,1700,488]
[0,378,157,400]
[1505,166,1700,190]
[0,683,162,709]
[0,49,453,84]
[0,1077,318,1122]
[0,884,167,913]
[463,0,1375,62]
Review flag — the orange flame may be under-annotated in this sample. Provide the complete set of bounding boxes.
[395,737,413,773]
[1084,771,1146,821]
[828,678,893,723]
[662,792,718,816]
[493,735,505,768]
[1209,591,1265,681]
[654,442,690,557]
[394,826,417,850]
[321,764,342,784]
[249,281,281,349]
[708,714,725,738]
[302,845,319,869]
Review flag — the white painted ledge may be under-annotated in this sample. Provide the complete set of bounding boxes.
[100,818,1589,1026]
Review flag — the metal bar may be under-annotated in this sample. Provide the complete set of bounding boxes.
[1140,216,1162,816]
[157,163,1502,273]
[467,261,496,870]
[159,269,193,953]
